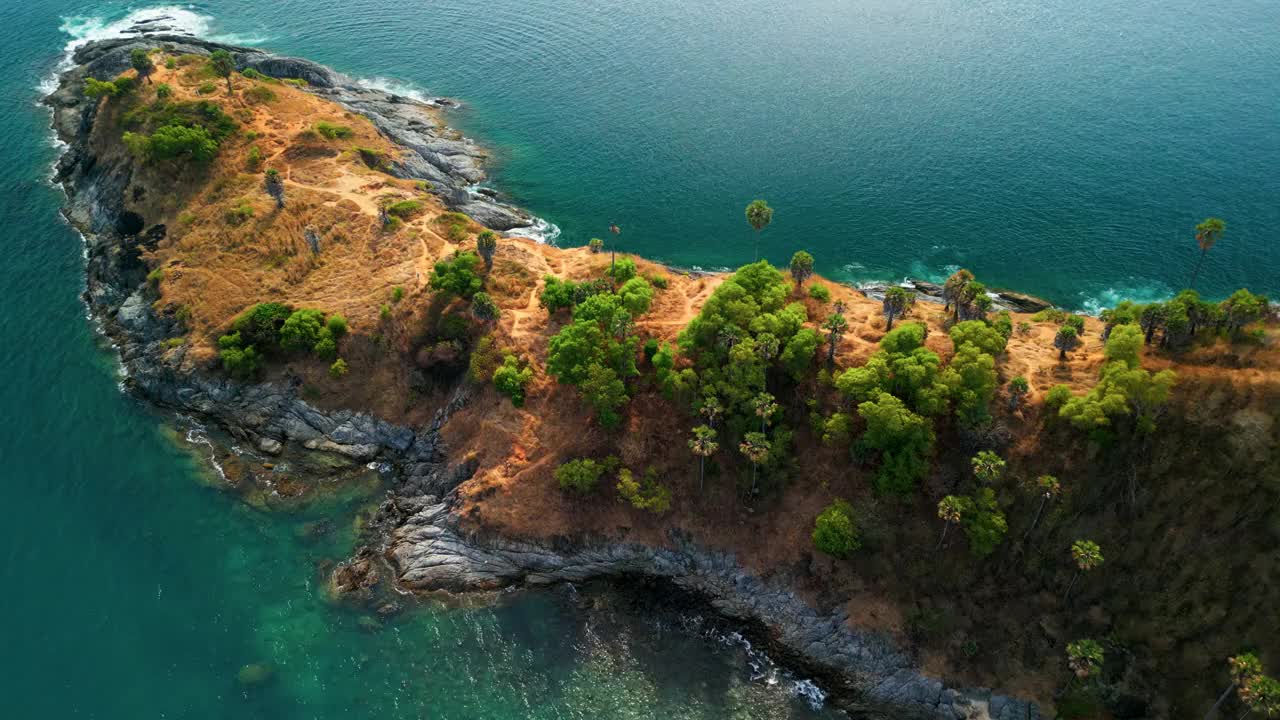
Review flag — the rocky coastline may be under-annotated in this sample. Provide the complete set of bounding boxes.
[44,32,1041,720]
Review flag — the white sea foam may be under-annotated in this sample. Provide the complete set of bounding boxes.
[1074,282,1174,316]
[354,76,437,104]
[506,216,562,245]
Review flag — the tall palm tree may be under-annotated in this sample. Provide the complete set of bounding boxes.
[1189,217,1226,290]
[1023,474,1061,536]
[1206,654,1264,720]
[823,302,848,370]
[688,425,719,492]
[1065,539,1103,601]
[739,432,770,496]
[745,199,773,261]
[936,496,964,550]
[752,392,778,434]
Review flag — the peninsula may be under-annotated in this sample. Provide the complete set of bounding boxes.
[45,33,1279,719]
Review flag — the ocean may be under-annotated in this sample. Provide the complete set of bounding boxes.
[2,0,1277,717]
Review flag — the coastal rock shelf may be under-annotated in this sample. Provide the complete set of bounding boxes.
[45,31,1041,720]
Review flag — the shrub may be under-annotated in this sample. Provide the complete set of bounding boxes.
[243,85,277,105]
[648,274,669,290]
[493,355,533,407]
[643,338,660,364]
[1063,314,1086,336]
[617,276,654,316]
[282,78,308,87]
[328,358,348,379]
[386,199,424,219]
[245,145,263,170]
[471,292,499,321]
[808,283,831,302]
[280,309,325,352]
[1044,384,1073,411]
[429,251,484,298]
[313,327,337,360]
[813,500,860,557]
[588,237,604,254]
[232,302,292,349]
[858,391,935,495]
[447,223,468,243]
[197,81,217,95]
[220,345,262,379]
[556,458,605,495]
[127,124,220,164]
[146,267,164,287]
[605,258,637,283]
[389,286,405,304]
[224,200,254,225]
[950,320,1008,355]
[616,467,672,514]
[326,314,348,337]
[241,68,266,80]
[1017,321,1032,335]
[959,488,1007,557]
[380,303,392,321]
[315,121,354,140]
[469,336,502,382]
[155,83,173,100]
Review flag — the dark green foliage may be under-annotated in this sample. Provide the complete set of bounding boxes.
[326,314,347,337]
[556,458,606,495]
[1220,289,1269,338]
[120,100,237,165]
[1063,314,1086,336]
[648,274,669,290]
[263,169,285,208]
[808,283,831,302]
[231,302,292,350]
[84,77,121,98]
[155,82,173,100]
[992,310,1013,339]
[493,355,533,407]
[616,276,654,317]
[125,124,218,163]
[813,499,860,557]
[643,338,660,364]
[280,309,325,353]
[539,276,578,314]
[356,147,386,169]
[1054,325,1081,359]
[219,344,262,379]
[209,50,235,93]
[588,237,604,254]
[429,251,484,298]
[882,286,915,330]
[313,328,337,360]
[857,391,935,495]
[437,313,469,341]
[616,467,672,514]
[947,342,998,426]
[957,488,1008,557]
[246,145,263,170]
[391,286,405,304]
[471,292,499,321]
[581,363,629,427]
[130,49,155,83]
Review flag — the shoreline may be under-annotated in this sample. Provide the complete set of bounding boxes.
[43,31,1043,719]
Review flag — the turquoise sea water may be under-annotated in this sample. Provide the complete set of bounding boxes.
[2,1,1277,717]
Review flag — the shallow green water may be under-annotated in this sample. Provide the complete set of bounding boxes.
[3,0,1277,716]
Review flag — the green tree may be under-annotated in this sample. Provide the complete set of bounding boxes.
[220,344,262,379]
[263,168,285,209]
[959,488,1007,557]
[752,391,778,434]
[130,48,154,84]
[1066,539,1104,600]
[1220,289,1268,338]
[280,309,325,353]
[581,362,629,427]
[84,77,121,99]
[970,450,1005,484]
[739,431,771,496]
[857,391,934,495]
[493,354,533,407]
[128,124,219,163]
[1104,323,1143,367]
[949,320,1008,356]
[1054,325,1081,360]
[1066,639,1105,679]
[476,230,498,270]
[882,286,914,331]
[328,358,348,379]
[231,302,292,350]
[688,425,719,492]
[616,276,654,317]
[588,237,604,254]
[812,500,860,557]
[313,327,337,360]
[209,49,235,94]
[1207,654,1266,720]
[429,251,484,298]
[616,468,672,514]
[744,199,773,261]
[789,250,814,290]
[945,342,997,426]
[936,495,964,550]
[1190,217,1226,290]
[556,458,605,495]
[942,269,975,323]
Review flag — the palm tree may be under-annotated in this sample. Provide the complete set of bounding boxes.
[936,496,964,550]
[1054,325,1081,360]
[1207,654,1265,720]
[1190,217,1226,290]
[1023,474,1061,536]
[882,286,914,330]
[263,169,285,209]
[745,199,773,261]
[476,230,498,270]
[688,425,719,492]
[823,302,848,370]
[699,395,723,429]
[970,450,1005,484]
[1008,376,1030,410]
[130,48,154,84]
[752,392,778,434]
[1065,539,1103,601]
[209,50,235,95]
[789,250,814,290]
[943,269,974,322]
[739,432,770,496]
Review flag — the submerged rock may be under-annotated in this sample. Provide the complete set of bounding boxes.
[236,663,274,688]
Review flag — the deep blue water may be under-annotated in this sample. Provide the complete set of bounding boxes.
[1,0,1277,717]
